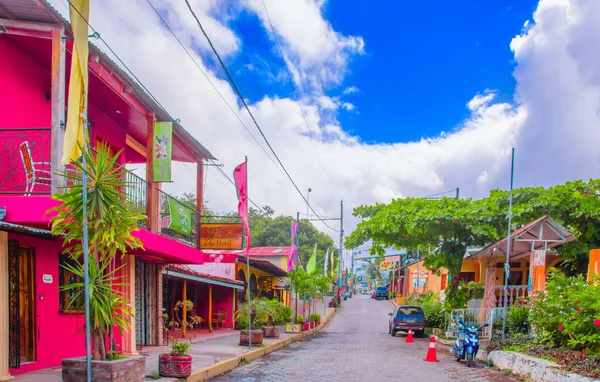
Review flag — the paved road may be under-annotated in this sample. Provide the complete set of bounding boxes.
[213,295,517,382]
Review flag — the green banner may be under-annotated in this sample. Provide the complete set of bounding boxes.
[153,121,173,182]
[168,197,192,235]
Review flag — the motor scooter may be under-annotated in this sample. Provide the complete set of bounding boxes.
[451,320,489,367]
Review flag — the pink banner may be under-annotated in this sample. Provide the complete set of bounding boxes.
[233,162,250,251]
[287,221,298,271]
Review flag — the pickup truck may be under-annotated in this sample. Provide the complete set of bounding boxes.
[374,286,389,300]
[388,305,426,337]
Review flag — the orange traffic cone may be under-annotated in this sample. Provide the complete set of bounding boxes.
[423,336,439,362]
[405,328,414,343]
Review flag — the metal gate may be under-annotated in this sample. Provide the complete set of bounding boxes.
[446,307,505,339]
[135,260,159,350]
[8,240,20,368]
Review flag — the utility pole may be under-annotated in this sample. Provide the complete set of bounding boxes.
[456,187,460,199]
[294,211,300,322]
[337,200,344,303]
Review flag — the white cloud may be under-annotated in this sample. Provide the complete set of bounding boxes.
[343,86,359,95]
[48,0,600,240]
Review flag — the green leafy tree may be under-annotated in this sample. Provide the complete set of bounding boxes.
[50,146,145,360]
[347,179,600,277]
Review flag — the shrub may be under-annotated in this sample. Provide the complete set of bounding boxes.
[296,315,305,324]
[310,313,321,322]
[506,301,530,335]
[444,281,470,310]
[529,269,600,351]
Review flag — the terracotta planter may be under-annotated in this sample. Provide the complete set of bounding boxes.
[158,354,192,378]
[301,322,310,331]
[261,326,280,338]
[62,355,145,382]
[239,329,264,346]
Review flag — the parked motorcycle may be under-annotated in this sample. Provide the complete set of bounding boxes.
[451,320,489,367]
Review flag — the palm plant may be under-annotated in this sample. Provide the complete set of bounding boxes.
[50,145,145,360]
[235,298,275,329]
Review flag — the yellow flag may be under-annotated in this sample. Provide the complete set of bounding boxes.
[62,0,90,165]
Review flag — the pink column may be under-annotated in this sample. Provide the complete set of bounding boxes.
[482,261,497,310]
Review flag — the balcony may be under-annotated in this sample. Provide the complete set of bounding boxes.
[0,128,201,248]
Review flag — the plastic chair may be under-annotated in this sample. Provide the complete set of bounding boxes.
[19,141,51,195]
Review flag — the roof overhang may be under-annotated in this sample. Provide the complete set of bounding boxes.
[469,215,576,260]
[163,269,244,290]
[238,256,287,276]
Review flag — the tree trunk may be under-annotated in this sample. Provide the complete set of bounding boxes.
[92,330,102,360]
[98,330,107,360]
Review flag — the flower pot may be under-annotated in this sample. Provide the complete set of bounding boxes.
[62,355,145,382]
[309,321,315,329]
[239,329,263,346]
[317,320,321,326]
[302,322,310,331]
[261,326,280,338]
[158,354,192,378]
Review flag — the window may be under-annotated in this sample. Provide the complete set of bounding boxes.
[58,254,84,312]
[398,307,424,316]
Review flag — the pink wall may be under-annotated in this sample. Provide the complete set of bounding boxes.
[8,233,123,374]
[190,283,234,329]
[0,37,51,129]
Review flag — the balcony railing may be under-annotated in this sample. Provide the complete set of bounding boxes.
[494,285,528,307]
[0,128,201,248]
[157,188,199,247]
[0,128,51,194]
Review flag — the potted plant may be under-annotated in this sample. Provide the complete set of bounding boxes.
[262,300,286,338]
[311,313,321,326]
[297,315,309,331]
[54,147,148,381]
[159,300,203,378]
[235,298,273,346]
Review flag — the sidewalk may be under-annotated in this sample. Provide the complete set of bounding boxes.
[11,304,335,382]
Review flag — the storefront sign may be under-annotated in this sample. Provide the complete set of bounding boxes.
[272,277,288,290]
[200,223,243,250]
[42,274,52,284]
[285,323,301,333]
[259,276,273,292]
[380,261,392,270]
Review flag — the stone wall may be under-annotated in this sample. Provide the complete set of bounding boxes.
[62,356,145,382]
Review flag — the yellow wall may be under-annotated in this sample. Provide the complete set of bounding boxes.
[405,260,448,295]
[236,263,288,304]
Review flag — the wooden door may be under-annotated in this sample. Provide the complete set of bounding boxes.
[18,247,35,363]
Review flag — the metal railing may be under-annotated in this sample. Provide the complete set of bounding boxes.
[157,188,199,247]
[124,171,148,228]
[446,307,505,339]
[0,128,52,194]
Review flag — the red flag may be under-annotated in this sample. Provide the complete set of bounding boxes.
[234,161,250,251]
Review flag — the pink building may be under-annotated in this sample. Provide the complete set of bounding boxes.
[0,0,239,378]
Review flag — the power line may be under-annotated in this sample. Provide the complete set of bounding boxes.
[142,0,287,181]
[423,188,459,199]
[183,0,339,233]
[259,0,341,201]
[62,0,266,214]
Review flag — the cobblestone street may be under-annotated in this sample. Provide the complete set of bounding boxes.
[213,295,517,382]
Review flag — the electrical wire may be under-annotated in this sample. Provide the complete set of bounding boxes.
[259,0,342,201]
[183,0,340,233]
[62,0,267,214]
[423,188,459,199]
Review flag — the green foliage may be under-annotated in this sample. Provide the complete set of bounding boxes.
[170,342,191,357]
[444,281,470,310]
[235,298,275,328]
[266,299,292,326]
[530,269,600,351]
[50,146,145,361]
[346,179,600,275]
[404,292,447,329]
[506,302,530,335]
[466,281,484,299]
[165,300,202,356]
[106,350,125,361]
[296,315,305,324]
[310,313,321,322]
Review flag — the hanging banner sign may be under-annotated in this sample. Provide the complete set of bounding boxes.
[153,121,173,182]
[272,277,288,290]
[380,261,392,270]
[200,223,243,250]
[168,198,192,235]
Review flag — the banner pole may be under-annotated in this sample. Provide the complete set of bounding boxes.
[245,156,251,350]
[82,113,92,382]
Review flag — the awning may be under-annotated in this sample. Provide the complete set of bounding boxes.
[0,221,56,240]
[164,264,244,290]
[469,215,576,260]
[131,229,205,264]
[238,256,287,276]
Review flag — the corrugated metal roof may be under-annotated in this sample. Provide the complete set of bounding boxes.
[0,0,216,161]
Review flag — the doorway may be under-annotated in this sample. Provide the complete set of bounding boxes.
[135,259,159,349]
[8,240,35,368]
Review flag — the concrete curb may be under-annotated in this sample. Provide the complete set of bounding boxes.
[187,308,336,381]
[488,351,595,382]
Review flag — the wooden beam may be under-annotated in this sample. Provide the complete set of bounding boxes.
[182,280,187,338]
[126,134,146,158]
[0,18,60,33]
[50,27,66,194]
[208,284,213,333]
[146,114,156,231]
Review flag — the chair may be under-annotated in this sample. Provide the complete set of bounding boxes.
[19,141,51,195]
[211,310,227,330]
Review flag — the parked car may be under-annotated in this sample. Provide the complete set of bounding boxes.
[374,286,389,300]
[388,305,426,337]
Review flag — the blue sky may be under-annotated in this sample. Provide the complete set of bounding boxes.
[228,0,538,143]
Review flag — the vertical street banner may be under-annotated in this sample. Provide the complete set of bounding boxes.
[153,121,173,182]
[168,198,192,235]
